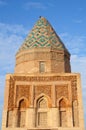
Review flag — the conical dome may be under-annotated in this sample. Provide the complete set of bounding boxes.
[15,17,71,74]
[18,17,68,52]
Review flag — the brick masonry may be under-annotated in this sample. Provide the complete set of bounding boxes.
[1,17,85,130]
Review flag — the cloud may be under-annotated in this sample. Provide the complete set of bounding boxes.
[71,54,86,127]
[0,0,6,6]
[0,23,29,101]
[24,2,47,10]
[0,23,28,97]
[60,32,86,127]
[0,23,28,35]
[78,7,83,12]
[0,22,29,128]
[60,33,86,55]
[73,19,83,23]
[0,23,28,93]
[0,23,28,55]
[71,55,86,86]
[60,32,86,102]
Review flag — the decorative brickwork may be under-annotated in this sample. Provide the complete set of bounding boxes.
[16,51,51,65]
[2,16,85,130]
[16,85,30,105]
[34,85,51,98]
[13,75,77,101]
[18,17,67,51]
[56,85,68,100]
[71,79,77,100]
[8,78,14,110]
[13,75,77,82]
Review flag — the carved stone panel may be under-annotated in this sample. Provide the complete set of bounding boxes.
[56,85,68,100]
[34,85,51,98]
[16,85,30,106]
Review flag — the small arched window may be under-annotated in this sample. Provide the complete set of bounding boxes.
[39,61,45,73]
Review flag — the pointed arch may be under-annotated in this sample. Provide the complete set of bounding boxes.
[17,97,29,127]
[34,93,52,108]
[37,96,48,108]
[57,97,69,127]
[35,93,51,127]
[57,96,69,107]
[17,96,29,108]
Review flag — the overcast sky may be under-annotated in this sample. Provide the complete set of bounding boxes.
[0,0,86,129]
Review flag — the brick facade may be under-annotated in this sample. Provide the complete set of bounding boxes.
[1,17,84,130]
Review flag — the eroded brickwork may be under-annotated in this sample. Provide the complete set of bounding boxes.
[8,77,14,110]
[7,75,78,110]
[3,73,82,130]
[34,85,51,98]
[56,85,68,100]
[1,16,84,130]
[16,85,30,106]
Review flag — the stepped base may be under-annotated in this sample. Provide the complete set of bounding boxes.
[1,127,83,130]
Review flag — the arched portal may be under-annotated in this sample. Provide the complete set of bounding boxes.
[17,99,26,127]
[36,96,48,127]
[59,98,67,127]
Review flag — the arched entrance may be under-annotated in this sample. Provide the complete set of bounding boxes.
[59,98,67,127]
[17,99,26,127]
[36,96,48,127]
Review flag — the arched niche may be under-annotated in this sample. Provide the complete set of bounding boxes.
[57,97,69,127]
[37,97,48,108]
[17,98,28,127]
[34,93,52,108]
[35,94,50,127]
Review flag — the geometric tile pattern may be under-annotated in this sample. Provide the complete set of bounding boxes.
[18,17,67,52]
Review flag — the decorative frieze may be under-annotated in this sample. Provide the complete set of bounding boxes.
[8,75,77,110]
[13,75,77,82]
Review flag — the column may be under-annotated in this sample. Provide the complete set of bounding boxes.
[77,74,85,130]
[1,74,11,129]
[25,108,35,128]
[67,107,73,127]
[51,84,56,107]
[12,108,18,127]
[30,85,34,107]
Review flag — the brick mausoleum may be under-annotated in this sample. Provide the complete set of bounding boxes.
[1,17,85,130]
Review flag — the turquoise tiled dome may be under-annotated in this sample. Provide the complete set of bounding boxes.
[18,17,68,52]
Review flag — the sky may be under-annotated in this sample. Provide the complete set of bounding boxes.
[0,0,86,129]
